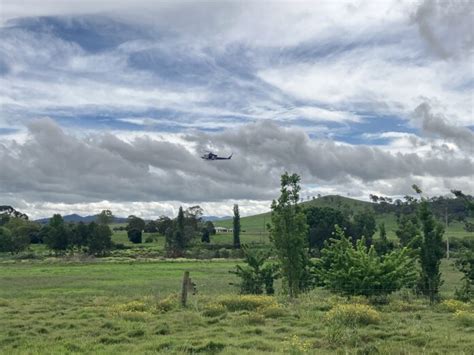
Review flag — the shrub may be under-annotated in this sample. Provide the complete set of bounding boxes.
[439,299,471,313]
[217,295,277,312]
[127,228,142,244]
[144,235,154,243]
[230,245,279,295]
[324,304,380,326]
[218,248,231,258]
[454,310,474,327]
[315,226,416,297]
[156,294,178,313]
[260,304,288,318]
[202,304,227,317]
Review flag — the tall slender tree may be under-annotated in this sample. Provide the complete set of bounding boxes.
[269,172,309,298]
[417,194,445,303]
[233,204,241,249]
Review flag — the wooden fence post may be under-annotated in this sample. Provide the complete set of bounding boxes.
[181,271,190,307]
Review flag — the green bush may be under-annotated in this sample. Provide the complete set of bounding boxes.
[315,226,416,297]
[324,303,380,326]
[156,294,178,313]
[230,245,279,295]
[202,304,227,317]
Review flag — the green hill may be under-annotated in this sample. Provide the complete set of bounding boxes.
[214,195,472,242]
[214,195,372,232]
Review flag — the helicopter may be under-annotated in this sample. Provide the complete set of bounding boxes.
[201,151,233,160]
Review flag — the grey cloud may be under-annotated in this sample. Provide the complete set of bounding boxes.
[414,102,474,152]
[0,118,275,204]
[412,0,474,59]
[190,121,473,182]
[1,118,473,206]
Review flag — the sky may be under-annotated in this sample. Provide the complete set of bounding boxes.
[0,0,473,220]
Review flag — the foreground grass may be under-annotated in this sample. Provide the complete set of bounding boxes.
[1,259,473,354]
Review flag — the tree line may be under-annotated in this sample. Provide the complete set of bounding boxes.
[232,174,473,303]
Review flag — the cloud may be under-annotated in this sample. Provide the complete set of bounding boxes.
[412,0,474,59]
[0,2,472,218]
[413,102,474,153]
[1,119,472,213]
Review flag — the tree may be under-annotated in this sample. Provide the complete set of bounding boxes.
[305,206,349,253]
[204,221,216,235]
[201,221,215,243]
[454,250,474,301]
[230,245,279,295]
[44,215,70,254]
[4,218,38,251]
[156,216,173,235]
[269,172,310,298]
[127,228,142,244]
[374,222,394,255]
[97,209,114,225]
[201,228,210,243]
[165,207,187,256]
[315,226,416,297]
[417,199,445,303]
[70,221,89,248]
[144,221,158,233]
[184,205,203,231]
[126,215,145,232]
[88,223,112,255]
[233,204,241,249]
[0,227,13,253]
[352,209,377,246]
[44,225,70,254]
[396,215,422,249]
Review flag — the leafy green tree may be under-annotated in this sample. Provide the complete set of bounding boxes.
[4,218,38,250]
[97,209,114,225]
[88,223,112,255]
[144,220,158,233]
[396,215,422,249]
[233,204,241,249]
[417,199,445,303]
[70,221,89,248]
[305,206,349,252]
[44,224,70,254]
[165,207,187,256]
[201,220,215,243]
[127,228,142,244]
[0,227,13,253]
[230,245,279,295]
[156,216,173,235]
[49,214,64,228]
[269,172,310,298]
[315,226,416,297]
[184,205,203,231]
[204,221,216,235]
[201,228,210,243]
[454,250,474,301]
[352,209,377,246]
[374,222,394,255]
[126,215,145,232]
[44,215,70,254]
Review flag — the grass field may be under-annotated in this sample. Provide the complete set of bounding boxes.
[0,258,473,354]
